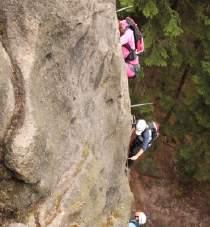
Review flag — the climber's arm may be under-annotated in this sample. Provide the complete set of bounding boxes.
[129,148,144,160]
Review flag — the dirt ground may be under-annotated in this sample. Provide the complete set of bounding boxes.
[128,138,210,227]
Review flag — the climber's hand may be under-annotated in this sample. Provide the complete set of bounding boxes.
[128,155,138,160]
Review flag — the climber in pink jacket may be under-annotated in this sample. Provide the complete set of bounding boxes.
[119,20,140,78]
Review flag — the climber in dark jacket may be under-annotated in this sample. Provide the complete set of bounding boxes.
[128,119,159,166]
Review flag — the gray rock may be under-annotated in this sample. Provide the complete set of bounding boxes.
[8,223,27,227]
[0,0,132,226]
[0,42,15,146]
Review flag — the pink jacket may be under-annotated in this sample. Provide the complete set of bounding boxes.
[120,20,139,78]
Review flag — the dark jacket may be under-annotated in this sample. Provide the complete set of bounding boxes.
[136,128,152,152]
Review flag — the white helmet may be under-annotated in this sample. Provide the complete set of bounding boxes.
[135,211,147,225]
[135,120,147,135]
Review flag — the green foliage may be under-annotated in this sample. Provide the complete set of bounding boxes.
[119,0,134,7]
[159,94,173,112]
[203,16,210,26]
[177,146,197,178]
[145,46,168,66]
[143,24,154,48]
[169,42,183,68]
[163,14,183,37]
[143,0,159,18]
[177,138,210,183]
[201,61,210,74]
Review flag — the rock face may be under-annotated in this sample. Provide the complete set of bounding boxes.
[0,0,132,226]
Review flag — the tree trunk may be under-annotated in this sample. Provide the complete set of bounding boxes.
[164,66,189,122]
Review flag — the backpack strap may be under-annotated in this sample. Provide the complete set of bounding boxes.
[123,43,132,52]
[132,115,137,128]
[122,43,137,62]
[147,121,159,142]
